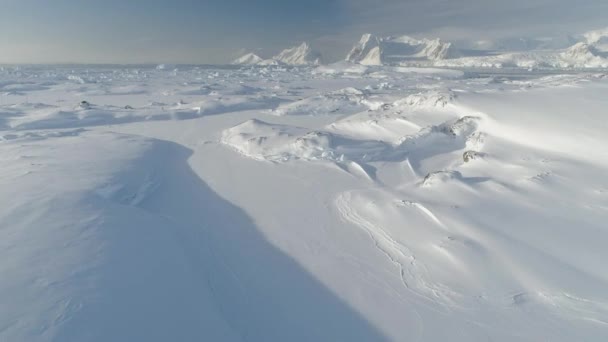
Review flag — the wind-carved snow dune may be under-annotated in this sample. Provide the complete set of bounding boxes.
[221,78,608,339]
[333,83,608,337]
[7,97,280,130]
[0,130,385,341]
[0,132,239,341]
[222,89,483,182]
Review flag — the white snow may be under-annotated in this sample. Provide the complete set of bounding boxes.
[1,63,608,341]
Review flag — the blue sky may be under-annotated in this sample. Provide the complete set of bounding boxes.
[0,0,606,64]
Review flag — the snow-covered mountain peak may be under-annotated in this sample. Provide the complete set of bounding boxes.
[232,53,264,65]
[346,34,381,64]
[273,42,321,65]
[346,34,458,66]
[560,42,608,68]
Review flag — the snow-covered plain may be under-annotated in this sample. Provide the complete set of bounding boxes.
[1,63,608,341]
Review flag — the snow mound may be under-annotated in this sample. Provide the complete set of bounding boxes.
[273,42,321,66]
[223,113,484,175]
[221,119,390,163]
[394,90,456,109]
[232,53,264,65]
[274,87,369,116]
[221,119,306,161]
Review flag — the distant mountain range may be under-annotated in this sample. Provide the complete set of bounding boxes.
[233,28,608,68]
[233,43,321,66]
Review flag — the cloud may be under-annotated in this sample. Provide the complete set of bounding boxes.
[0,0,607,63]
[336,0,608,39]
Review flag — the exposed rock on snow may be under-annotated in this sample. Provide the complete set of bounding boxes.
[78,100,92,110]
[422,170,463,186]
[441,116,481,137]
[463,150,483,163]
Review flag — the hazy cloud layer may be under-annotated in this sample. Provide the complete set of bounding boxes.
[0,0,606,63]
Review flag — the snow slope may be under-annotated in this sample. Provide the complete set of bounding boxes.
[1,64,608,341]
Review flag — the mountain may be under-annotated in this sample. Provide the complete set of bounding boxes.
[231,43,321,66]
[346,34,459,66]
[232,53,264,65]
[273,42,322,65]
[560,42,608,68]
[345,34,382,65]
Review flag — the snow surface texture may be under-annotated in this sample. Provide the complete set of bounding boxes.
[1,63,608,341]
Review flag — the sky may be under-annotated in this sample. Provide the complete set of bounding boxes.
[0,0,607,64]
